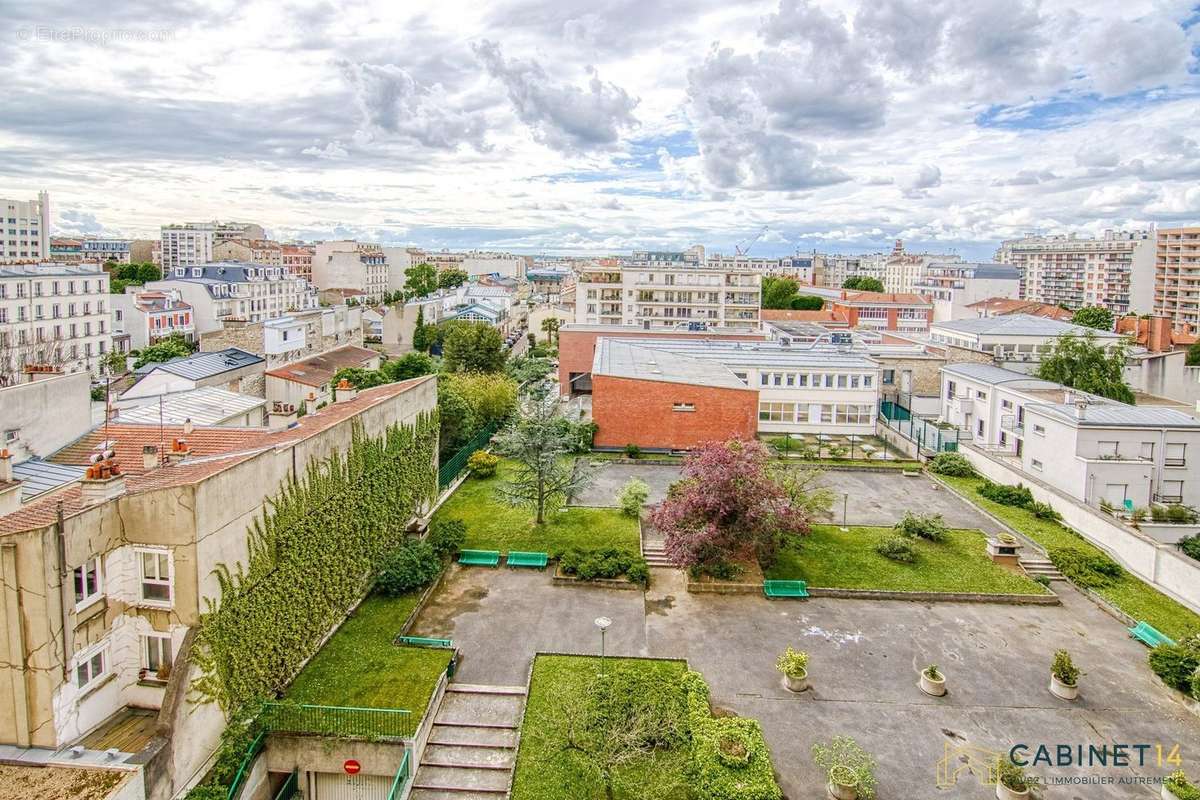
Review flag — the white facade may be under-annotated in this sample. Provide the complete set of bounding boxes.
[997,229,1155,315]
[0,263,112,383]
[146,263,319,333]
[929,314,1123,364]
[312,241,389,301]
[575,261,760,330]
[160,222,266,271]
[111,289,195,351]
[1,192,50,264]
[913,262,1021,322]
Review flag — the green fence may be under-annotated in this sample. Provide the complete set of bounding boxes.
[878,405,959,453]
[273,770,299,800]
[385,751,412,800]
[226,731,267,800]
[260,703,415,741]
[437,421,500,489]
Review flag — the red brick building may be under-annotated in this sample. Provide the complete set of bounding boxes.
[829,291,932,332]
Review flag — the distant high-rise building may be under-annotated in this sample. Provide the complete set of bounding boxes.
[1153,226,1200,328]
[0,191,50,263]
[159,221,265,271]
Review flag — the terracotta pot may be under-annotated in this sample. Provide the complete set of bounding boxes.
[783,669,808,693]
[919,670,946,697]
[1049,673,1078,700]
[996,782,1030,800]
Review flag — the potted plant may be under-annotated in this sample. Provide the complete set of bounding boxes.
[996,760,1030,799]
[998,533,1016,545]
[812,736,876,800]
[776,646,810,692]
[919,664,946,697]
[1164,770,1199,800]
[1049,649,1081,700]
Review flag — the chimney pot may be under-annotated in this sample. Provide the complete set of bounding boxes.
[143,445,159,472]
[0,449,13,484]
[183,418,194,436]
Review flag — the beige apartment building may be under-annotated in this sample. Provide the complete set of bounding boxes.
[312,241,389,302]
[211,238,283,267]
[281,244,314,281]
[1154,226,1200,328]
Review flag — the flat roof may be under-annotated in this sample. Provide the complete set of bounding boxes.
[941,362,1063,388]
[932,314,1120,339]
[1026,402,1200,428]
[593,339,749,389]
[116,387,266,426]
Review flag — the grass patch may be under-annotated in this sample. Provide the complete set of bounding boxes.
[938,474,1200,640]
[286,592,451,712]
[587,450,685,463]
[512,655,690,800]
[435,459,639,555]
[765,524,1047,595]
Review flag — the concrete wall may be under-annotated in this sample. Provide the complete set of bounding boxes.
[0,372,93,458]
[592,375,757,450]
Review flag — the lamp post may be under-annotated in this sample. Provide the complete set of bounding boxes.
[594,616,612,676]
[840,492,849,532]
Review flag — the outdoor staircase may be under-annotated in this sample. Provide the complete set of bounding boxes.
[1021,556,1065,581]
[642,541,674,568]
[410,683,526,800]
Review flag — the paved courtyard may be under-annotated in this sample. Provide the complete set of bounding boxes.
[413,565,1200,799]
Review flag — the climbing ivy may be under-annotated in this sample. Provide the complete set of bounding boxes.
[191,414,438,713]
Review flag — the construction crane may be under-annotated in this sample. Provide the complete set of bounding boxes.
[734,225,769,256]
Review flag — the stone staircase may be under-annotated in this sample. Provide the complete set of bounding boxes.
[410,683,526,800]
[1021,556,1065,581]
[641,541,674,568]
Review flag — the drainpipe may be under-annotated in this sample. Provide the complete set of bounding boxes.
[55,500,69,680]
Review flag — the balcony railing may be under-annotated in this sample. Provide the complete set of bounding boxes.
[260,702,415,740]
[1154,493,1184,504]
[1164,458,1186,467]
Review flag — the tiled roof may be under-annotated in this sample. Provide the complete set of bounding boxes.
[761,309,847,324]
[264,345,379,387]
[837,291,932,306]
[963,297,1073,321]
[50,424,266,475]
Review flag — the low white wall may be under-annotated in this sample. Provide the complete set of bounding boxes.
[960,445,1200,614]
[1137,523,1200,545]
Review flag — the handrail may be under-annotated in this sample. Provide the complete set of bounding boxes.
[273,770,299,800]
[226,731,267,800]
[385,751,412,800]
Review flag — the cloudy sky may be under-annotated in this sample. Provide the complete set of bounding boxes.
[1,0,1198,259]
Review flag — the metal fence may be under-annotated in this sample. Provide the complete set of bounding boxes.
[273,770,299,800]
[878,401,959,453]
[226,731,267,800]
[386,751,412,800]
[260,703,416,741]
[437,421,500,489]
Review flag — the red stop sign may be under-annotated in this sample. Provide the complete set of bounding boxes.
[343,760,361,775]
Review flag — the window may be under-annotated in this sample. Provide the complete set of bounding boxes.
[824,374,834,388]
[732,371,748,385]
[1139,442,1154,461]
[73,557,102,607]
[760,373,769,387]
[882,369,895,385]
[143,635,173,674]
[863,374,873,388]
[946,380,956,399]
[138,549,173,604]
[836,374,847,388]
[976,419,985,437]
[797,374,808,387]
[1160,480,1184,503]
[850,374,860,389]
[672,402,695,412]
[1097,441,1119,458]
[1001,399,1013,410]
[1031,459,1043,471]
[1165,443,1186,467]
[75,644,108,690]
[975,390,987,400]
[758,402,796,422]
[1033,424,1045,436]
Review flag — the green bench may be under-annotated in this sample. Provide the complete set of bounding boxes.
[394,635,453,649]
[458,549,501,567]
[1128,621,1175,648]
[763,579,809,599]
[507,551,549,569]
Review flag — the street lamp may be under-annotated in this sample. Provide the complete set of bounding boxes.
[594,616,612,676]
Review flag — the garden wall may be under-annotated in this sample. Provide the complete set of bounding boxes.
[959,445,1200,614]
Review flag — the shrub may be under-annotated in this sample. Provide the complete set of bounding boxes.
[775,647,809,677]
[998,760,1029,792]
[376,540,441,596]
[1049,547,1124,589]
[1051,649,1081,685]
[625,559,650,588]
[585,666,688,749]
[977,479,1034,508]
[1180,534,1200,563]
[875,535,916,562]
[1028,500,1061,521]
[466,449,500,478]
[558,547,633,581]
[923,664,941,680]
[617,477,650,517]
[715,728,753,769]
[624,443,641,459]
[811,736,877,799]
[1164,771,1200,800]
[1167,504,1200,524]
[1149,635,1200,694]
[683,671,782,800]
[1033,575,1051,588]
[689,560,744,581]
[927,452,975,477]
[894,512,948,542]
[427,518,466,559]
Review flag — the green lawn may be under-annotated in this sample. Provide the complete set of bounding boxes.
[512,655,691,800]
[765,524,1048,594]
[436,459,640,555]
[286,593,451,712]
[938,474,1200,639]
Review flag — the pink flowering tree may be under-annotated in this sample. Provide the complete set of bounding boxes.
[650,438,813,571]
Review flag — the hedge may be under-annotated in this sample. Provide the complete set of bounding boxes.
[682,671,782,800]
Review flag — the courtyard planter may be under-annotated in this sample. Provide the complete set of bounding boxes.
[1049,673,1079,700]
[784,669,809,693]
[1049,649,1081,701]
[996,782,1030,800]
[776,646,810,693]
[826,765,858,800]
[919,665,946,697]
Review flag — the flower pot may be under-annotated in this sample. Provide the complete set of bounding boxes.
[1049,673,1078,700]
[783,669,808,692]
[826,775,857,800]
[996,782,1029,800]
[919,670,946,697]
[1163,785,1183,800]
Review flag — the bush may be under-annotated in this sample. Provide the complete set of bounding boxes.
[875,535,916,562]
[775,647,809,677]
[1180,534,1200,562]
[376,540,441,595]
[624,443,641,459]
[683,671,782,800]
[811,736,877,800]
[625,559,650,588]
[1033,575,1051,588]
[1167,504,1200,524]
[1164,771,1200,800]
[466,449,500,478]
[617,477,650,517]
[558,547,633,581]
[893,512,948,542]
[1051,649,1080,685]
[977,479,1034,508]
[427,518,466,559]
[585,666,688,749]
[1149,635,1200,694]
[927,452,975,477]
[689,561,744,581]
[1028,500,1061,521]
[1048,547,1124,589]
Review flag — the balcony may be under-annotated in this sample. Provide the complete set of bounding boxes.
[1154,493,1184,504]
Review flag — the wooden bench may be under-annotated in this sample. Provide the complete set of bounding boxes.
[1128,621,1175,648]
[763,579,809,599]
[394,635,453,649]
[458,549,501,567]
[507,551,549,569]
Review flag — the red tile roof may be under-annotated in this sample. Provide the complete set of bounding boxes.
[264,346,379,387]
[835,291,932,306]
[761,309,848,324]
[964,297,1073,321]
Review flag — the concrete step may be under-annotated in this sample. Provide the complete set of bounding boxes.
[409,790,509,800]
[412,764,511,793]
[421,744,515,770]
[445,683,526,696]
[434,692,525,727]
[428,724,518,749]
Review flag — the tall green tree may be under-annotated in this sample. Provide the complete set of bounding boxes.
[442,321,508,373]
[411,307,433,352]
[790,295,824,310]
[438,268,469,289]
[133,332,194,368]
[1186,341,1200,367]
[1071,305,1115,331]
[404,262,438,299]
[381,352,436,382]
[540,316,561,343]
[762,276,799,309]
[843,276,884,292]
[1036,332,1135,404]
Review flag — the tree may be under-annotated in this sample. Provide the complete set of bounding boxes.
[448,372,519,425]
[380,352,436,382]
[1071,305,1114,331]
[761,276,799,309]
[438,268,468,290]
[650,438,812,570]
[790,295,824,310]
[133,333,193,368]
[437,378,478,459]
[1036,332,1135,404]
[493,391,594,524]
[411,307,434,353]
[404,262,438,299]
[1187,341,1200,367]
[506,354,555,385]
[843,276,884,292]
[442,321,508,373]
[540,316,561,343]
[331,366,386,390]
[99,349,128,377]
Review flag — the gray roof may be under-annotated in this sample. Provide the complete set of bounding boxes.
[932,314,1120,339]
[0,264,108,279]
[1026,402,1200,428]
[940,362,1061,387]
[11,458,85,501]
[594,339,749,389]
[116,387,266,426]
[139,348,263,381]
[618,338,877,370]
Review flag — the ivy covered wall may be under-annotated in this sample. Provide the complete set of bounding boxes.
[191,414,438,712]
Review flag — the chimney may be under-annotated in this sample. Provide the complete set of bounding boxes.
[183,417,194,437]
[269,401,299,430]
[142,445,159,472]
[80,459,126,505]
[335,378,357,403]
[167,438,191,465]
[0,449,13,483]
[305,392,319,416]
[1074,398,1088,420]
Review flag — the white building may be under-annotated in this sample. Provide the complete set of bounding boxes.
[146,262,319,333]
[929,314,1123,368]
[159,221,266,271]
[419,249,527,279]
[111,289,195,350]
[913,262,1022,322]
[996,229,1155,315]
[312,241,389,302]
[940,362,1200,510]
[0,263,112,383]
[1,192,50,264]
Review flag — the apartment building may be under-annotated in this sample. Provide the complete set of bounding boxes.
[50,237,133,265]
[1154,227,1200,328]
[0,263,112,383]
[574,257,760,331]
[929,314,1122,368]
[703,253,816,283]
[211,237,283,267]
[421,249,527,279]
[281,243,315,281]
[312,240,389,302]
[940,362,1200,510]
[110,289,194,351]
[829,291,933,332]
[159,222,265,271]
[997,229,1155,314]
[199,304,364,368]
[912,262,1021,321]
[147,262,318,333]
[1,192,50,264]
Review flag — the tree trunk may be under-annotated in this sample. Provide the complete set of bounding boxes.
[535,470,545,524]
